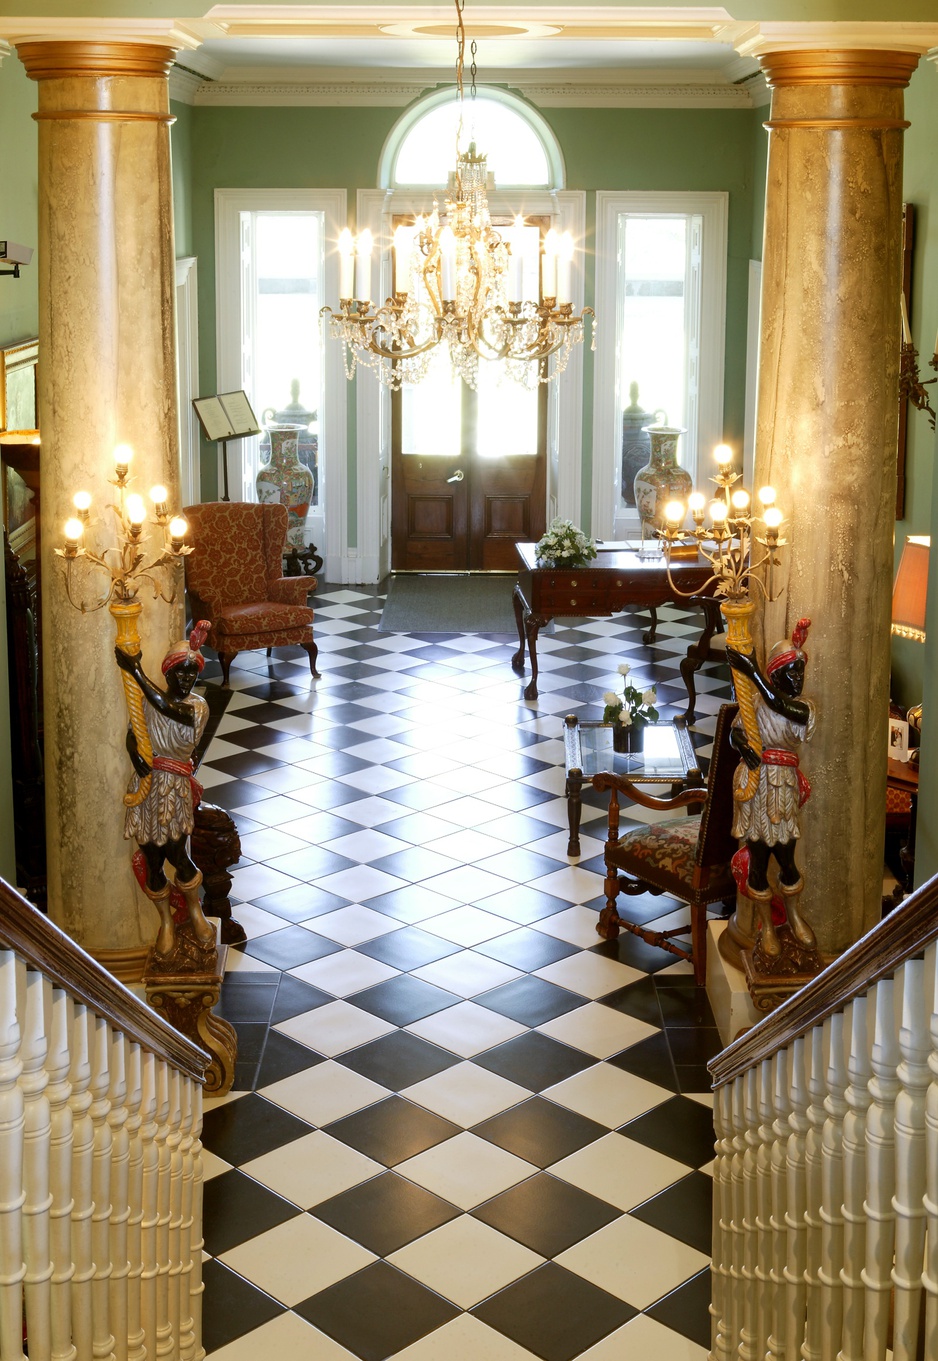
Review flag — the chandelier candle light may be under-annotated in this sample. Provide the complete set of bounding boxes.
[56,444,192,806]
[321,0,594,390]
[656,443,787,802]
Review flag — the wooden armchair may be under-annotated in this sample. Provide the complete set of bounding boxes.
[183,501,320,687]
[592,702,740,984]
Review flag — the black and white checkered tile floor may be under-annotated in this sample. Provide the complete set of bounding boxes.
[195,582,734,1361]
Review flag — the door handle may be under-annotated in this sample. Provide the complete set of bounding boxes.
[447,469,465,483]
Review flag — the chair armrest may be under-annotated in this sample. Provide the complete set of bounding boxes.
[592,772,708,812]
[268,576,316,605]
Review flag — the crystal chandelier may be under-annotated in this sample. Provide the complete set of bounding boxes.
[320,0,595,391]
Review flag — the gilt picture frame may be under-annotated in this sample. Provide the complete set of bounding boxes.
[0,339,39,433]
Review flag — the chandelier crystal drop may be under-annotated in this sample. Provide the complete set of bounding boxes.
[320,0,595,391]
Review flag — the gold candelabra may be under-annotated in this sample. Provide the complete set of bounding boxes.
[899,341,937,430]
[656,444,788,801]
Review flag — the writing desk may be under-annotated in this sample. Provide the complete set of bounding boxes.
[511,542,714,700]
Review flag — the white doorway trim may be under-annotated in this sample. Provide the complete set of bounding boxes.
[175,255,200,507]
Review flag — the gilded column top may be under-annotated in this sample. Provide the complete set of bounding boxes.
[760,49,919,88]
[17,41,177,80]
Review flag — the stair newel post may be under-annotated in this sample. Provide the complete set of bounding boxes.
[863,977,900,1356]
[766,1046,790,1361]
[922,941,938,1359]
[89,1014,115,1361]
[784,1034,809,1358]
[755,1058,775,1357]
[46,987,75,1361]
[819,1011,847,1357]
[68,1003,94,1361]
[177,1078,196,1361]
[138,1052,159,1361]
[711,1080,734,1361]
[801,1024,826,1361]
[107,1032,130,1361]
[837,997,871,1361]
[166,1067,184,1355]
[891,959,929,1359]
[154,1061,173,1356]
[124,1043,145,1361]
[21,971,52,1361]
[739,1065,761,1358]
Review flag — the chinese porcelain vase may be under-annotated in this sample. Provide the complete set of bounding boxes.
[255,423,314,549]
[633,424,691,541]
[621,383,666,508]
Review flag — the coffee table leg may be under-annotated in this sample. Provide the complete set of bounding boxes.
[511,584,527,674]
[523,613,546,701]
[565,771,582,858]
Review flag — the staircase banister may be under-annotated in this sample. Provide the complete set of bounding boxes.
[709,870,938,1089]
[0,875,209,1082]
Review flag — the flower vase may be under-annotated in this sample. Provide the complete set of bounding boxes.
[255,423,314,549]
[633,425,691,545]
[612,723,643,754]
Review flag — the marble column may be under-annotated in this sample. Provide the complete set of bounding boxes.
[752,49,918,954]
[17,40,183,978]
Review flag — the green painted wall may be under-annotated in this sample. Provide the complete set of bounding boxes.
[171,99,195,259]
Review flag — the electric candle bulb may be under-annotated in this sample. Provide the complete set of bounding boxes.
[338,228,355,299]
[149,485,168,512]
[126,494,147,526]
[688,492,706,512]
[114,444,133,472]
[713,444,733,466]
[542,228,559,300]
[393,225,410,295]
[439,226,456,301]
[507,214,524,304]
[758,485,776,506]
[664,500,685,526]
[731,489,750,510]
[73,491,92,514]
[763,506,783,529]
[710,500,728,523]
[64,518,84,543]
[355,228,373,302]
[169,515,188,543]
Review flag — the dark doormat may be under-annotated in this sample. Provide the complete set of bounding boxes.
[380,574,518,634]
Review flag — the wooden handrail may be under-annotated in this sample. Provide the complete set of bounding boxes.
[709,870,938,1088]
[0,876,209,1082]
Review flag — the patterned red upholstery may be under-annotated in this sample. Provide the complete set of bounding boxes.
[182,501,319,686]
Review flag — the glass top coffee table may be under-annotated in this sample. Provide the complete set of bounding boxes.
[562,715,703,858]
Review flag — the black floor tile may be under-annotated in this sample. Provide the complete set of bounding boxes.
[216,975,279,1023]
[312,1170,460,1256]
[223,724,303,750]
[473,1097,608,1169]
[655,982,718,1029]
[619,1094,715,1169]
[356,925,461,970]
[599,975,663,1026]
[371,847,461,882]
[353,975,460,1026]
[201,1092,314,1165]
[256,1029,326,1088]
[475,886,572,924]
[644,1266,712,1348]
[591,931,690,974]
[209,750,287,778]
[202,1169,300,1255]
[475,926,580,971]
[472,1172,619,1257]
[476,975,585,1026]
[267,846,356,880]
[270,973,332,1023]
[209,779,277,811]
[295,1261,460,1361]
[200,1258,286,1354]
[244,924,342,970]
[323,1095,461,1167]
[630,1170,714,1254]
[383,782,462,812]
[608,1032,679,1092]
[472,1262,636,1361]
[665,1026,725,1066]
[255,884,353,922]
[676,1064,716,1094]
[338,1030,459,1090]
[474,1031,594,1091]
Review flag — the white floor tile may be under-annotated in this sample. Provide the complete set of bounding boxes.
[259,1061,389,1127]
[396,1131,537,1210]
[550,1132,691,1211]
[411,951,523,998]
[578,1314,708,1360]
[205,1310,360,1360]
[555,1213,709,1309]
[528,865,606,903]
[227,903,297,942]
[223,949,280,975]
[288,949,399,996]
[419,866,517,905]
[537,1003,658,1059]
[544,1065,670,1128]
[423,829,514,863]
[534,953,644,998]
[308,905,402,946]
[315,866,408,901]
[238,828,313,862]
[274,1000,395,1056]
[230,864,301,900]
[321,828,411,861]
[420,906,518,948]
[531,906,607,948]
[405,1001,528,1057]
[400,1061,530,1127]
[387,1314,540,1361]
[219,1213,375,1306]
[389,1214,543,1308]
[200,1148,231,1181]
[241,1130,383,1208]
[332,764,414,793]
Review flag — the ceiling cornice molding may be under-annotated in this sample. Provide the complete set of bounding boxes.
[169,64,204,104]
[734,22,938,60]
[735,70,769,108]
[0,17,222,52]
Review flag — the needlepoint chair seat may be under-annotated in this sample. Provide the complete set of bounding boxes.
[183,500,320,688]
[593,701,740,985]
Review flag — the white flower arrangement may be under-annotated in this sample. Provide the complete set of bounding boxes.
[534,518,597,568]
[602,662,659,729]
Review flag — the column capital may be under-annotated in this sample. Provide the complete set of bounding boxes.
[0,17,219,57]
[735,21,938,63]
[759,49,920,90]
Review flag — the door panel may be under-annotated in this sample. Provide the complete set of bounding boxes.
[470,454,546,571]
[392,455,468,570]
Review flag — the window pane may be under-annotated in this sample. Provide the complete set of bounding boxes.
[400,345,461,457]
[394,97,549,187]
[476,362,538,458]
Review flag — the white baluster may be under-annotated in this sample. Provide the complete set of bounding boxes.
[729,1074,748,1355]
[166,1069,183,1355]
[767,1047,790,1361]
[922,941,938,1360]
[138,1053,159,1361]
[108,1034,130,1361]
[837,997,871,1361]
[124,1045,144,1361]
[177,1079,196,1361]
[891,959,929,1360]
[154,1061,173,1358]
[46,988,75,1361]
[862,977,900,1359]
[739,1065,760,1359]
[711,1081,734,1361]
[0,952,25,1361]
[819,1011,847,1359]
[188,1083,205,1361]
[69,1004,94,1361]
[21,971,53,1360]
[89,1014,115,1361]
[755,1058,775,1359]
[784,1034,809,1359]
[801,1024,825,1361]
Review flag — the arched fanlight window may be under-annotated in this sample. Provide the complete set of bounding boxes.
[380,87,563,191]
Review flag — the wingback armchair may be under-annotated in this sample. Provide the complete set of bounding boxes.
[183,501,320,687]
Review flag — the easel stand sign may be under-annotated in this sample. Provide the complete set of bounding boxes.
[192,391,261,502]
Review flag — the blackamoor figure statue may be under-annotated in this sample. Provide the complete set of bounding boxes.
[725,617,816,962]
[115,621,216,956]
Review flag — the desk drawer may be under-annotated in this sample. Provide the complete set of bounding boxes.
[536,578,616,615]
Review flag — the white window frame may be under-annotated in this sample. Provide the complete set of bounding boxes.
[175,255,200,507]
[592,190,728,540]
[215,188,348,579]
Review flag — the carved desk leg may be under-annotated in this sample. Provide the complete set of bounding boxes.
[523,613,549,701]
[143,934,237,1096]
[190,803,247,946]
[642,606,659,645]
[511,584,527,674]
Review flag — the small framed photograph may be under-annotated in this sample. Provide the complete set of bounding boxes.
[889,717,910,761]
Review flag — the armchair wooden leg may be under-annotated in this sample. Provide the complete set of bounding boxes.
[598,867,623,940]
[219,652,235,688]
[303,640,321,679]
